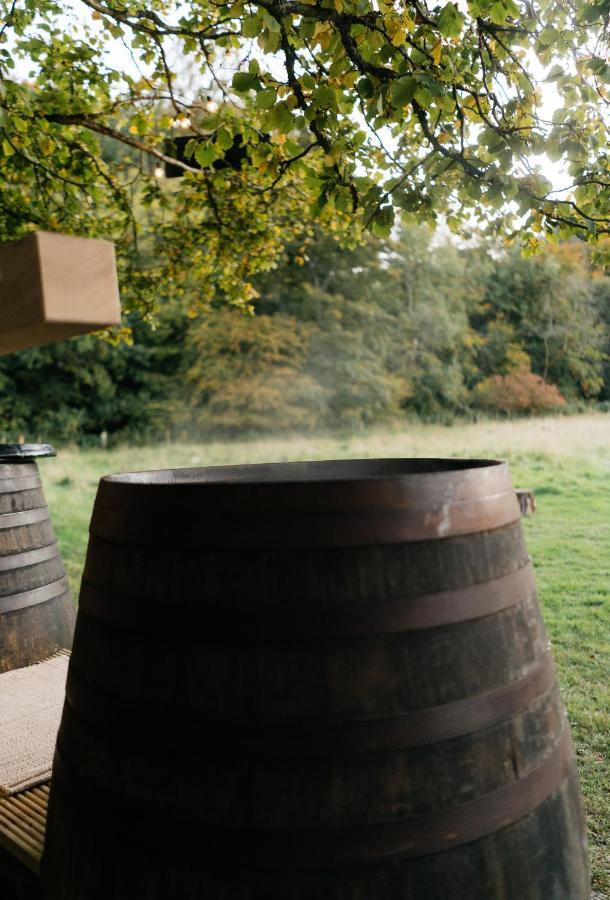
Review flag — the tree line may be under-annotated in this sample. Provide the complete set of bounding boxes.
[1,226,609,444]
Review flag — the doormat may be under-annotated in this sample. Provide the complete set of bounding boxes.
[0,653,69,796]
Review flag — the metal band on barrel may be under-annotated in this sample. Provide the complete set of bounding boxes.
[90,495,521,548]
[0,541,60,573]
[0,576,70,613]
[51,724,574,867]
[65,649,556,756]
[78,560,535,639]
[0,508,49,530]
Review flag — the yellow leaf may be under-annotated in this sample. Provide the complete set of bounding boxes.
[386,15,407,46]
[403,13,415,33]
[432,40,442,65]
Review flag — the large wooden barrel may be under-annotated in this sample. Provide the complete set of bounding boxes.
[42,459,589,900]
[0,447,74,672]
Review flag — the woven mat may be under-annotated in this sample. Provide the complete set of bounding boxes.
[0,654,68,797]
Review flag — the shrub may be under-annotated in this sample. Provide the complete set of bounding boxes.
[473,369,566,415]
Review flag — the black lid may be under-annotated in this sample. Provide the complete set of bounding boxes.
[0,443,56,463]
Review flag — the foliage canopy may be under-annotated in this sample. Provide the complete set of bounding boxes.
[1,0,609,313]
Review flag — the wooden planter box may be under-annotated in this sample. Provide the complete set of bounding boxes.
[0,231,121,355]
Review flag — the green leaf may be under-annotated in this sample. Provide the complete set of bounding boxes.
[488,1,510,23]
[232,72,259,93]
[545,64,564,82]
[263,13,281,33]
[587,57,606,74]
[267,102,293,133]
[299,19,315,39]
[437,3,465,38]
[371,205,395,237]
[256,88,276,109]
[242,16,260,38]
[537,27,557,47]
[329,59,347,78]
[576,2,603,23]
[357,77,375,98]
[216,129,234,151]
[314,84,338,109]
[194,144,218,167]
[391,76,417,107]
[414,86,433,108]
[258,28,280,52]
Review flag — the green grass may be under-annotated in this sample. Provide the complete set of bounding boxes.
[41,414,609,894]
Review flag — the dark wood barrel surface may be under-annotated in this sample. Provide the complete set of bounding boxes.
[0,462,74,673]
[42,459,589,899]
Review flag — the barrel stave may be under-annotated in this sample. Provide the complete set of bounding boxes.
[0,487,46,515]
[0,554,67,599]
[0,521,57,557]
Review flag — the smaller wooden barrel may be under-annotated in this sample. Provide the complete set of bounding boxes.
[42,459,589,900]
[0,446,74,672]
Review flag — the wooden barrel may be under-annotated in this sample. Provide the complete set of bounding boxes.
[0,458,74,673]
[42,459,589,899]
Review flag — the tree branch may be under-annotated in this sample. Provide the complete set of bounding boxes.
[42,113,201,173]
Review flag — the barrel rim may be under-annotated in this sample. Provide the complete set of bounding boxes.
[91,459,519,547]
[100,457,507,488]
[0,444,55,463]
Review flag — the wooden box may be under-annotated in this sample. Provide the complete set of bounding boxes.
[0,231,121,355]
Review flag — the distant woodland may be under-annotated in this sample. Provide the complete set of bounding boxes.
[2,226,609,444]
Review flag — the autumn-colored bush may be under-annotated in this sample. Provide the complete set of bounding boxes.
[197,368,328,434]
[473,369,566,415]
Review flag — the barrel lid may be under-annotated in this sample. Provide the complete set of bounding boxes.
[0,444,56,463]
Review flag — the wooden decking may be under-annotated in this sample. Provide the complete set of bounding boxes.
[0,782,48,874]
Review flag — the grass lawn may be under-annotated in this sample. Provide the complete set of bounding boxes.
[41,413,609,894]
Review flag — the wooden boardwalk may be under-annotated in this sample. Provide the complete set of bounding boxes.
[0,782,47,874]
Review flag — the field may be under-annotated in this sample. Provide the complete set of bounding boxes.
[42,413,609,894]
